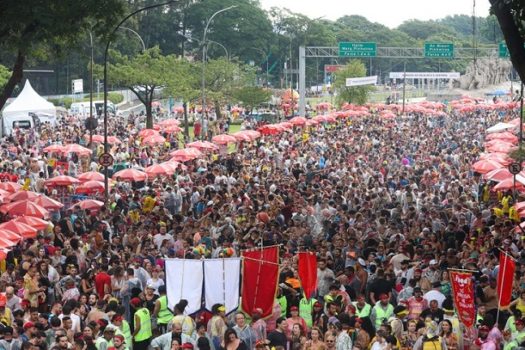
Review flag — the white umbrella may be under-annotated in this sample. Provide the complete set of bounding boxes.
[486,122,516,133]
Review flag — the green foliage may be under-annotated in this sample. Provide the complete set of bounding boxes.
[108,92,124,104]
[232,86,272,111]
[398,20,456,40]
[0,65,10,90]
[48,97,73,109]
[333,60,374,106]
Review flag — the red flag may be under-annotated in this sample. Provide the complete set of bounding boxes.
[298,252,317,299]
[241,246,279,318]
[450,271,476,328]
[497,251,516,307]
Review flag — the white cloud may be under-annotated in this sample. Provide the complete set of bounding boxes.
[260,0,491,28]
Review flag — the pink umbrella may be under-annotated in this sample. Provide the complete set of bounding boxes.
[72,200,105,212]
[43,144,64,153]
[145,164,175,177]
[0,201,49,219]
[7,191,39,203]
[0,237,16,249]
[243,130,261,139]
[485,132,518,143]
[170,148,202,162]
[77,171,105,182]
[75,181,109,194]
[112,168,147,182]
[0,220,38,238]
[471,159,504,174]
[232,132,253,142]
[187,141,219,151]
[278,122,294,129]
[44,175,81,187]
[62,144,92,155]
[0,229,22,242]
[13,216,50,231]
[486,143,516,153]
[0,182,21,193]
[212,134,237,145]
[289,116,307,126]
[158,119,180,126]
[108,136,122,144]
[163,125,182,133]
[493,178,525,191]
[161,161,187,172]
[83,134,105,143]
[138,129,159,138]
[34,195,64,211]
[483,168,513,182]
[142,134,166,145]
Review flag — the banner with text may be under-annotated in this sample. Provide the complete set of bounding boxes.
[389,72,460,79]
[345,75,378,87]
[450,270,476,328]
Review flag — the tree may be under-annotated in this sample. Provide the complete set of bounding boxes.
[398,19,455,40]
[233,87,272,112]
[0,65,10,90]
[103,47,176,128]
[0,0,125,110]
[333,60,374,106]
[490,0,525,82]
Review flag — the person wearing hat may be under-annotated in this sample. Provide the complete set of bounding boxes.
[473,325,496,350]
[298,294,318,329]
[113,334,127,350]
[95,325,115,350]
[423,281,446,308]
[404,287,428,321]
[285,306,308,338]
[111,314,132,350]
[512,318,525,346]
[131,298,152,350]
[151,322,194,350]
[352,295,371,319]
[0,294,13,327]
[389,305,408,340]
[370,294,394,331]
[413,320,447,350]
[208,304,227,350]
[153,285,173,334]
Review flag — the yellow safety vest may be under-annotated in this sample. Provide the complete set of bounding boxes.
[121,320,132,349]
[277,296,287,318]
[134,308,152,342]
[372,302,394,330]
[299,298,316,328]
[422,336,442,350]
[353,302,371,318]
[157,295,173,325]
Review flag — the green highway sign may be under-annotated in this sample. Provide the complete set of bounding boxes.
[499,42,510,58]
[339,42,377,57]
[424,43,454,58]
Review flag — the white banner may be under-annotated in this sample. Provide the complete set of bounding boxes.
[345,75,378,87]
[72,79,83,93]
[165,259,204,314]
[204,258,241,314]
[389,72,460,79]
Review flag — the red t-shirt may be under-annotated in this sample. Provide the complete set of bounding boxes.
[94,272,112,299]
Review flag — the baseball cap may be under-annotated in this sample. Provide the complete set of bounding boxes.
[479,325,490,332]
[23,322,35,330]
[130,298,142,307]
[290,306,299,311]
[379,293,389,301]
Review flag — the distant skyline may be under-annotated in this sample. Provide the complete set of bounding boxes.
[259,0,492,28]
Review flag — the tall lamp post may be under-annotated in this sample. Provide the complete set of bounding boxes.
[119,26,146,51]
[103,1,175,201]
[250,47,269,87]
[88,31,94,147]
[201,5,237,139]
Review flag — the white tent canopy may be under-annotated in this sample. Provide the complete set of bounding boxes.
[2,80,56,118]
[486,122,516,134]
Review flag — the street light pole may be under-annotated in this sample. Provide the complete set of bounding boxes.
[119,26,146,51]
[103,0,175,202]
[250,47,269,87]
[207,40,229,61]
[201,5,237,140]
[88,31,94,147]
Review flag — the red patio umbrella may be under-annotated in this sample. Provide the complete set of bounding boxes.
[0,237,16,249]
[62,144,92,155]
[0,182,20,193]
[232,132,253,142]
[43,144,64,153]
[107,136,122,144]
[483,168,512,182]
[158,119,180,126]
[0,220,38,238]
[34,195,64,211]
[83,134,105,143]
[163,125,182,133]
[471,159,504,174]
[0,201,49,218]
[112,169,148,182]
[186,141,219,151]
[77,171,105,182]
[161,161,187,172]
[72,200,104,212]
[138,129,159,138]
[44,175,80,187]
[493,178,525,192]
[170,148,202,162]
[289,116,307,126]
[13,216,50,231]
[145,164,175,177]
[212,134,237,145]
[0,229,22,242]
[75,180,108,194]
[142,134,166,145]
[7,191,39,203]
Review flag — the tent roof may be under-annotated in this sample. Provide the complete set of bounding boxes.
[2,80,55,114]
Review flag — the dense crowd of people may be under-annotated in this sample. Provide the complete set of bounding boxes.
[0,99,523,350]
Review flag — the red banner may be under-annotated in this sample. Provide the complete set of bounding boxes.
[450,271,476,329]
[241,246,279,318]
[497,251,516,308]
[298,252,318,299]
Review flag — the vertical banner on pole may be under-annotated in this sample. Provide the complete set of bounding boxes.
[241,246,279,318]
[165,259,204,314]
[204,258,241,314]
[298,252,318,299]
[450,270,476,328]
[497,251,516,308]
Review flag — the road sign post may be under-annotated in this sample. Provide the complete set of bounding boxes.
[99,153,114,168]
[339,42,377,57]
[509,162,522,175]
[424,43,454,58]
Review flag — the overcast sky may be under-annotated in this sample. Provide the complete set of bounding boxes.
[259,0,492,28]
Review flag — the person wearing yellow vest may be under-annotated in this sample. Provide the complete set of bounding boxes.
[512,319,525,345]
[370,294,394,331]
[299,296,317,329]
[352,295,371,318]
[112,314,132,350]
[153,286,173,334]
[413,321,446,350]
[276,289,287,318]
[95,327,116,350]
[131,298,152,350]
[113,334,128,350]
[0,295,13,326]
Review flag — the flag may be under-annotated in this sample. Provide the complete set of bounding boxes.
[450,270,476,328]
[497,251,516,308]
[204,258,241,314]
[241,246,279,318]
[165,259,204,314]
[298,252,317,299]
